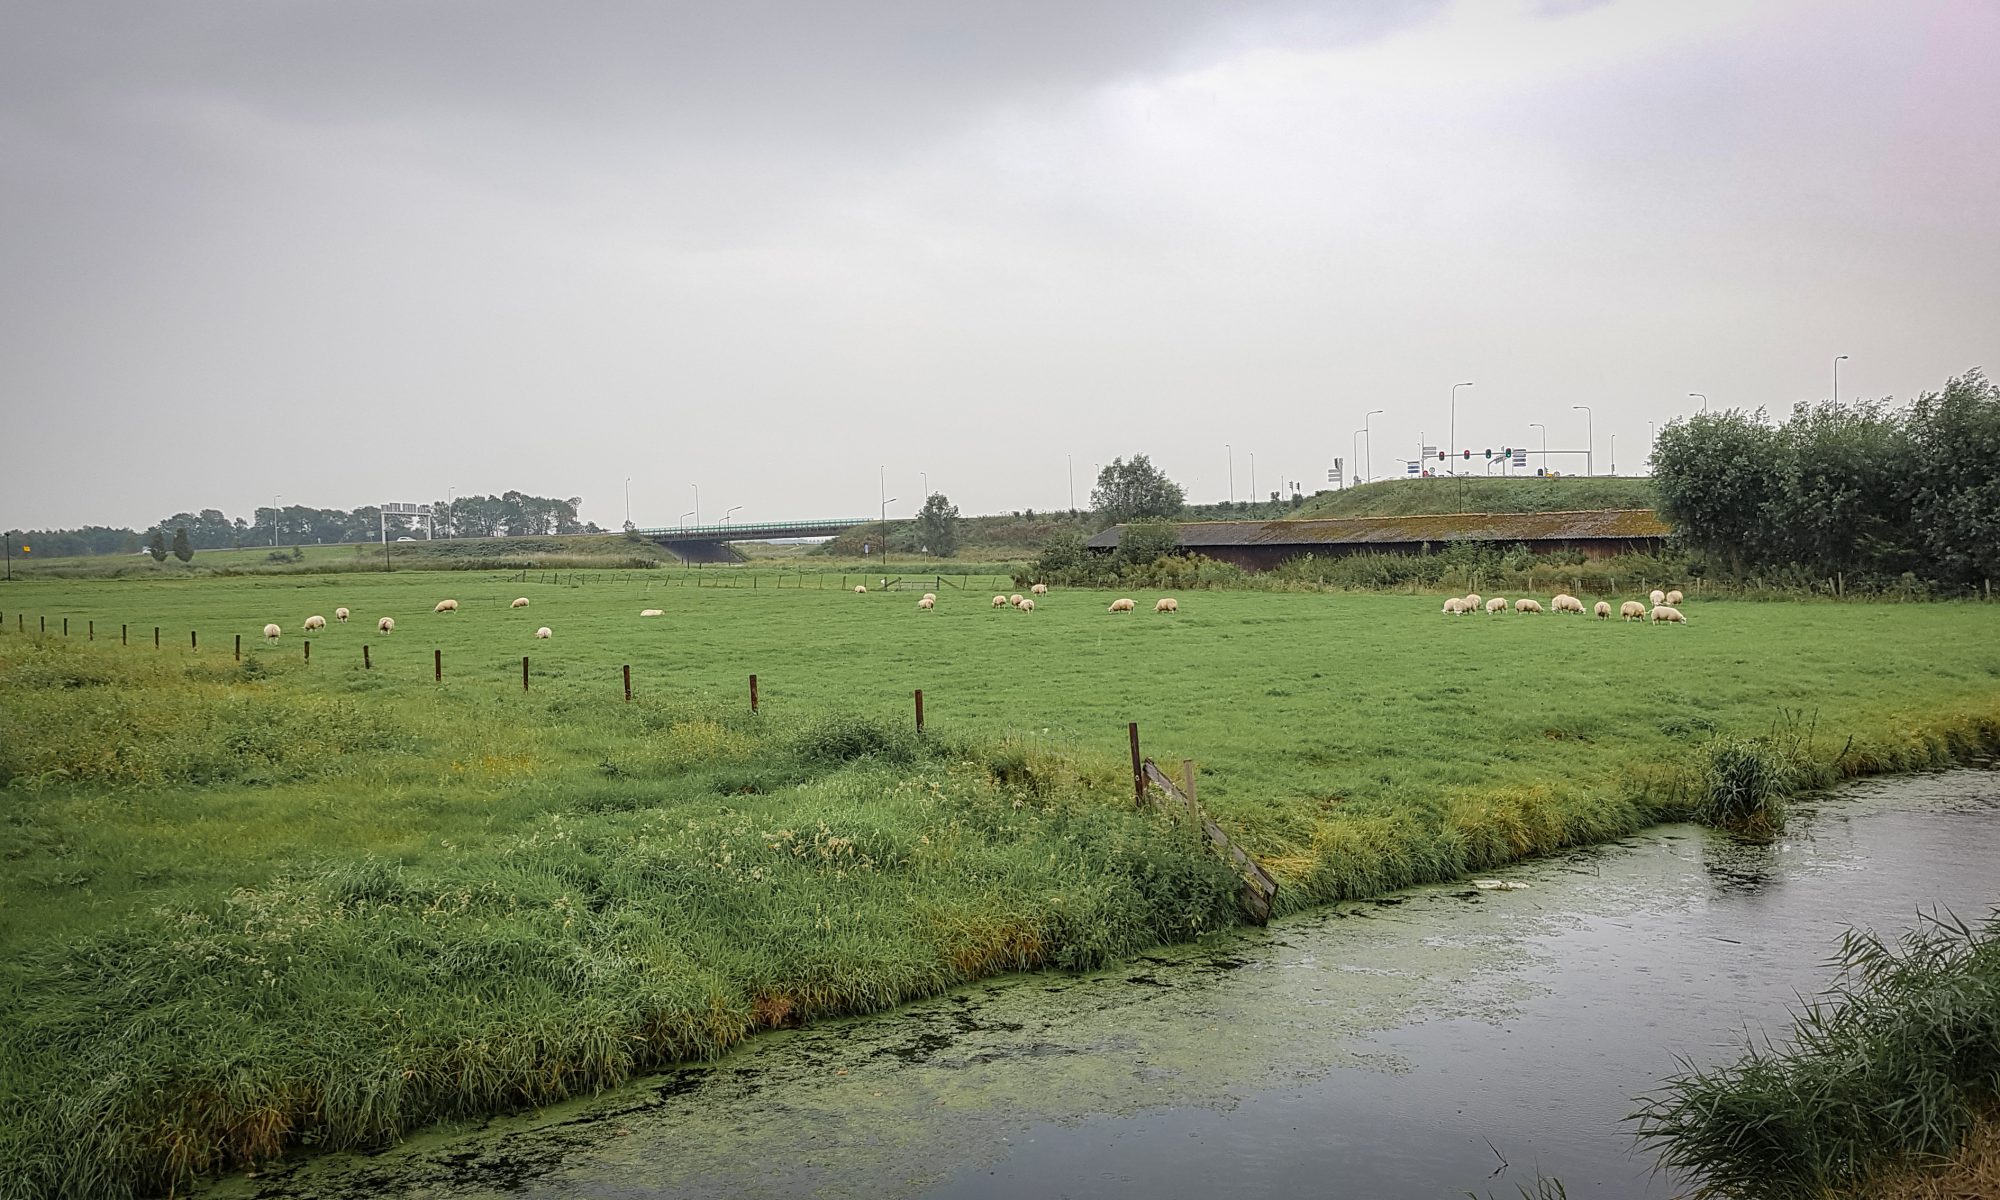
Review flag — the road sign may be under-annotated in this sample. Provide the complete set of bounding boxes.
[1406,461,1420,476]
[1513,448,1528,468]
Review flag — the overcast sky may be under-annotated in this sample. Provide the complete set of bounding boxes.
[2,0,1994,531]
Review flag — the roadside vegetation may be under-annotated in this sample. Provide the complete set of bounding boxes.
[2,572,1997,1195]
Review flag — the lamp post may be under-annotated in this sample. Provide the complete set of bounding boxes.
[621,479,629,527]
[1689,392,1707,413]
[1449,382,1473,473]
[880,496,897,576]
[920,471,928,500]
[1610,433,1617,476]
[679,509,694,533]
[1351,429,1364,487]
[1225,444,1233,502]
[1363,409,1384,482]
[272,494,280,547]
[1249,452,1256,501]
[724,505,742,525]
[691,483,699,527]
[1572,406,1594,476]
[1834,355,1848,404]
[1067,454,1075,511]
[1530,422,1547,475]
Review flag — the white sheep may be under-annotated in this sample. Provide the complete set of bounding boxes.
[1515,598,1544,614]
[854,585,867,594]
[303,614,326,632]
[992,595,1008,607]
[1109,598,1136,613]
[639,608,664,618]
[335,607,350,623]
[263,623,282,643]
[917,597,934,610]
[434,599,459,614]
[921,592,937,603]
[1018,597,1034,612]
[377,616,395,634]
[1594,601,1612,619]
[1620,601,1647,621]
[1651,604,1688,625]
[1665,589,1684,606]
[1551,594,1584,614]
[1486,597,1508,615]
[1031,583,1048,595]
[1442,597,1466,615]
[1649,589,1666,606]
[1009,594,1024,607]
[534,626,552,639]
[1155,597,1179,613]
[1465,593,1482,609]
[511,597,530,609]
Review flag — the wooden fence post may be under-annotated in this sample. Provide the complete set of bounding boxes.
[914,688,924,733]
[154,626,159,648]
[749,674,759,713]
[121,623,126,644]
[522,656,530,691]
[303,640,310,663]
[1182,759,1199,817]
[191,630,197,651]
[40,615,45,633]
[434,649,442,682]
[623,664,631,702]
[1129,722,1144,807]
[88,620,94,641]
[363,645,371,670]
[234,633,240,661]
[62,617,68,637]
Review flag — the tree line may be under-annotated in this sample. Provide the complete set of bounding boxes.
[6,491,602,559]
[1652,368,1998,591]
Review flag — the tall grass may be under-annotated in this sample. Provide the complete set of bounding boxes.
[1636,912,2000,1200]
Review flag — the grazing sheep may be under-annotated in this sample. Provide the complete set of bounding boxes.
[1651,604,1687,625]
[854,585,867,594]
[921,592,937,603]
[917,597,934,610]
[1515,598,1544,614]
[1649,589,1666,606]
[1465,593,1482,609]
[1665,589,1684,606]
[1620,601,1647,621]
[1109,598,1136,613]
[511,597,530,609]
[1486,597,1508,615]
[1009,594,1024,607]
[1443,597,1467,615]
[534,626,552,639]
[1018,597,1034,612]
[639,609,664,618]
[263,623,282,643]
[1031,583,1048,595]
[1594,601,1612,619]
[1156,597,1179,613]
[1551,593,1584,614]
[303,614,326,632]
[992,595,1008,607]
[335,607,350,623]
[434,599,459,614]
[377,617,395,634]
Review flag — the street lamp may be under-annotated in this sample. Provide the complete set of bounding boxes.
[920,471,928,500]
[1249,452,1256,501]
[1530,423,1547,475]
[1066,454,1075,511]
[1833,355,1848,404]
[1363,409,1384,482]
[1225,444,1233,502]
[880,496,897,576]
[272,494,280,546]
[724,505,742,525]
[1351,429,1364,486]
[1610,433,1617,476]
[1689,392,1707,413]
[1450,383,1473,474]
[621,479,629,526]
[691,483,699,526]
[679,509,694,533]
[1571,406,1594,476]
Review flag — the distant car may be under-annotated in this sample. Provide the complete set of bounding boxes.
[396,536,416,542]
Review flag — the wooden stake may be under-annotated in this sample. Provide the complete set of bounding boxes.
[88,620,94,641]
[234,633,240,661]
[1182,759,1199,819]
[1129,722,1144,807]
[522,656,530,691]
[363,644,371,670]
[623,664,632,702]
[62,617,68,637]
[121,623,126,644]
[434,648,442,682]
[914,688,924,732]
[749,673,759,713]
[191,630,197,651]
[154,626,159,648]
[303,640,310,663]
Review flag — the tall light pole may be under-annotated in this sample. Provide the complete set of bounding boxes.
[272,494,280,546]
[691,483,699,526]
[680,509,694,533]
[1689,392,1707,413]
[1572,405,1594,476]
[880,496,897,576]
[1530,423,1547,475]
[920,471,928,500]
[1066,454,1075,511]
[1610,433,1617,476]
[1249,452,1256,501]
[1833,355,1848,404]
[724,505,742,525]
[1363,409,1384,482]
[1450,382,1473,474]
[1225,444,1234,502]
[622,479,629,527]
[1351,429,1364,486]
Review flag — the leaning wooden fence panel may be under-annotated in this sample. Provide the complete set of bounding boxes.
[1140,758,1277,924]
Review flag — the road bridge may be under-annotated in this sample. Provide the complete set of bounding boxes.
[633,517,875,563]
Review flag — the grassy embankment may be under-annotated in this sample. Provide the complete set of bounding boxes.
[1640,913,2000,1200]
[2,573,1996,1197]
[1292,475,1658,519]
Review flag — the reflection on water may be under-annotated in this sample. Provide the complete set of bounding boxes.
[215,771,2000,1200]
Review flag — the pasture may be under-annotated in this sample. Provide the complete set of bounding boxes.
[2,570,1997,1197]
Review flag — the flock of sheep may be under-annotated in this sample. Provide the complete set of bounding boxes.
[261,597,552,645]
[1441,587,1688,624]
[892,583,1180,615]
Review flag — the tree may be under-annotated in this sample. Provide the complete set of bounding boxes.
[914,493,961,557]
[1907,368,2000,588]
[1651,411,1783,572]
[1116,520,1181,568]
[1092,455,1186,523]
[171,527,193,562]
[146,529,167,562]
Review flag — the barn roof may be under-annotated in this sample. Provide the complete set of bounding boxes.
[1085,509,1671,550]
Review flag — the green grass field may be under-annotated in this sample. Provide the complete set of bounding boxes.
[2,571,1996,1197]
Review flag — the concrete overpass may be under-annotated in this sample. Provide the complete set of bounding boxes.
[633,517,875,563]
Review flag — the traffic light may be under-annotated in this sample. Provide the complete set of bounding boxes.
[1463,449,1471,460]
[1437,451,1446,461]
[1484,448,1492,459]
